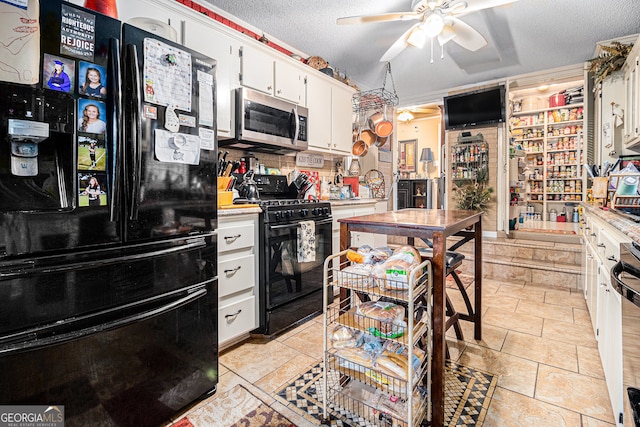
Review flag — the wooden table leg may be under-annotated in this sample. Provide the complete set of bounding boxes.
[431,231,446,426]
[474,218,482,340]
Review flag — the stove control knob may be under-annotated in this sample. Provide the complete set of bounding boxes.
[274,212,281,220]
[301,209,308,217]
[285,210,293,218]
[323,207,330,215]
[312,207,319,215]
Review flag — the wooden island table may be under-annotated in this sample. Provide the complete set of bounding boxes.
[338,208,483,426]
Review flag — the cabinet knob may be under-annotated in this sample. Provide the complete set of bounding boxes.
[267,85,272,91]
[277,89,282,94]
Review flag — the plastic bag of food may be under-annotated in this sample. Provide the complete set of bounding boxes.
[355,301,406,338]
[329,325,362,348]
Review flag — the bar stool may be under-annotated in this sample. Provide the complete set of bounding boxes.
[417,248,474,343]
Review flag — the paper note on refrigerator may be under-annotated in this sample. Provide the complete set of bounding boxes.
[154,129,201,165]
[143,38,192,111]
[0,0,39,84]
[197,70,214,127]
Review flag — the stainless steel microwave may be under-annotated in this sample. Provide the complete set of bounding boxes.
[232,87,308,153]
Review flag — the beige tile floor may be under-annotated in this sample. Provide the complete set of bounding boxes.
[174,275,615,427]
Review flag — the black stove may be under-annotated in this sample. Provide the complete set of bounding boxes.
[233,174,333,336]
[238,174,332,224]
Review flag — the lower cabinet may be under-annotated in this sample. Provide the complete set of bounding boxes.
[331,202,387,252]
[217,214,259,347]
[583,209,629,426]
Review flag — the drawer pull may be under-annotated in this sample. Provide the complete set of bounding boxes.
[597,243,606,248]
[590,233,596,237]
[225,309,242,320]
[607,256,617,262]
[224,266,242,275]
[224,234,241,242]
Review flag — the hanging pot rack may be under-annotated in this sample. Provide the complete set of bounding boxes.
[352,62,399,113]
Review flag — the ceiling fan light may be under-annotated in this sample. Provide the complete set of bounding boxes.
[398,110,414,122]
[407,25,427,48]
[437,24,456,45]
[423,14,444,37]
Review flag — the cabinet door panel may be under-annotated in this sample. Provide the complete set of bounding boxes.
[331,84,354,154]
[183,19,237,136]
[240,45,274,94]
[306,73,332,151]
[274,60,302,104]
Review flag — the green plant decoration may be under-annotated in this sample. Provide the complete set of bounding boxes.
[453,181,494,212]
[587,41,634,85]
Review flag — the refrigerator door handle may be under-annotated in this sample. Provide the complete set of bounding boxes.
[0,237,209,278]
[109,37,122,222]
[126,43,143,220]
[0,286,209,355]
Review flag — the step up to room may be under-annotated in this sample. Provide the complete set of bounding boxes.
[456,237,583,289]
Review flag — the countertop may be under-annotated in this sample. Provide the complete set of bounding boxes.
[329,198,387,206]
[582,202,640,243]
[216,198,386,217]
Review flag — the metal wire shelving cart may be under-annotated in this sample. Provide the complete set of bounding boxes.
[321,250,432,426]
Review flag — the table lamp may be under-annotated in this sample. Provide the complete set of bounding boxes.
[420,147,433,179]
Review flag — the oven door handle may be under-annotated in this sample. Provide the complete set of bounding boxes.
[268,218,333,230]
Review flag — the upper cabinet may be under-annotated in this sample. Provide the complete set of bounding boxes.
[306,72,355,154]
[240,45,303,104]
[183,19,240,138]
[623,38,640,148]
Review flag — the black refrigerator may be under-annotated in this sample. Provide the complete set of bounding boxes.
[0,1,218,425]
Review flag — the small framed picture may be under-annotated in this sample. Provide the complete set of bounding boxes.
[78,61,107,98]
[77,98,107,135]
[77,135,106,171]
[78,172,107,207]
[43,53,75,94]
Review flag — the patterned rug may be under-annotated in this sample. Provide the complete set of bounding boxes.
[275,360,497,426]
[172,384,295,427]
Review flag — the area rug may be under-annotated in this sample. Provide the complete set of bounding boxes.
[275,360,497,426]
[516,228,576,235]
[172,384,294,427]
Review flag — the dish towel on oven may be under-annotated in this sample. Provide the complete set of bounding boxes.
[297,220,316,262]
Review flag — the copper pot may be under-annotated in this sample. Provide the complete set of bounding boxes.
[373,135,388,148]
[368,111,393,137]
[352,139,368,157]
[360,129,377,147]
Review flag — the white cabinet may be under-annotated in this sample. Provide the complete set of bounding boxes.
[582,211,629,426]
[623,38,640,148]
[217,214,259,347]
[117,0,181,35]
[331,203,387,252]
[182,18,240,138]
[306,72,355,154]
[594,72,626,165]
[118,0,240,139]
[240,44,303,104]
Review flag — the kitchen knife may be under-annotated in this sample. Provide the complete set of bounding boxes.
[583,164,595,179]
[223,162,233,177]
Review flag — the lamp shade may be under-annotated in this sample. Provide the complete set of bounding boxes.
[420,147,433,162]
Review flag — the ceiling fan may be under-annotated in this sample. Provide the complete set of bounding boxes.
[337,0,518,62]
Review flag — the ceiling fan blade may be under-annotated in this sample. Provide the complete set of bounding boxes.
[455,0,518,16]
[337,12,420,25]
[446,17,487,51]
[379,23,421,62]
[437,24,456,45]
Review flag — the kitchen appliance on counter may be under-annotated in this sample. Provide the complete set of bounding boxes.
[241,174,332,336]
[219,87,308,154]
[613,242,640,426]
[0,2,218,425]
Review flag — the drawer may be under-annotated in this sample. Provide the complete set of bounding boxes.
[219,254,255,298]
[218,295,256,343]
[218,225,255,253]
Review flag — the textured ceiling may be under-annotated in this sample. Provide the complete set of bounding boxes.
[201,0,640,107]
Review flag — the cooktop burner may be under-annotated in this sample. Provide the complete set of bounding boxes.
[260,199,324,207]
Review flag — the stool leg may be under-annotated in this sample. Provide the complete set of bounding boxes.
[446,294,464,340]
[452,271,474,319]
